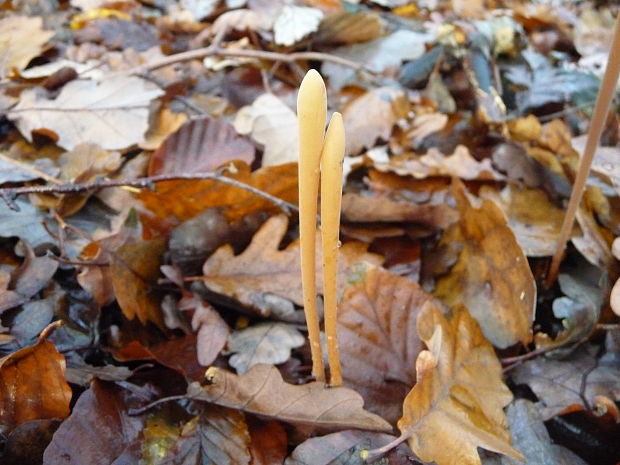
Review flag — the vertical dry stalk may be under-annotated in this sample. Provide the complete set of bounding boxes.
[547,12,620,287]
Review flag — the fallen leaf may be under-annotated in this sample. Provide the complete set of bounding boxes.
[213,9,271,35]
[140,107,188,150]
[0,340,72,434]
[0,16,53,78]
[201,215,382,316]
[285,430,413,465]
[110,238,166,329]
[343,87,409,155]
[511,345,620,420]
[342,192,458,230]
[139,161,298,222]
[376,145,505,181]
[149,116,255,175]
[338,264,435,423]
[189,364,392,432]
[190,297,230,367]
[234,93,298,166]
[181,0,219,21]
[227,322,305,374]
[398,302,522,465]
[435,180,535,348]
[479,184,565,256]
[248,419,288,465]
[161,407,252,465]
[315,10,384,45]
[0,198,55,249]
[273,5,324,46]
[8,76,164,150]
[42,380,144,465]
[0,419,60,465]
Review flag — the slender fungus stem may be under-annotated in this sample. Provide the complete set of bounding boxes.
[546,10,620,288]
[298,70,327,382]
[320,113,346,386]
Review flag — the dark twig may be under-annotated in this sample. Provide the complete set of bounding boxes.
[0,173,299,215]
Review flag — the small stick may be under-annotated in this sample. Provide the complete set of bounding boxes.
[320,113,345,386]
[546,11,620,287]
[298,70,327,382]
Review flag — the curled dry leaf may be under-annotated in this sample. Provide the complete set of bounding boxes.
[435,179,535,348]
[42,380,144,465]
[0,16,53,78]
[234,93,298,167]
[376,145,505,181]
[188,364,392,432]
[342,87,409,155]
[148,116,255,176]
[338,264,436,423]
[201,215,382,316]
[511,345,620,420]
[139,161,298,222]
[398,302,522,465]
[0,340,71,435]
[160,407,252,465]
[110,238,166,329]
[8,76,164,150]
[227,322,305,374]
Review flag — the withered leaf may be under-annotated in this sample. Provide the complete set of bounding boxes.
[227,322,305,374]
[43,380,144,465]
[511,345,620,420]
[0,16,53,78]
[248,419,287,465]
[149,116,255,175]
[161,407,252,465]
[435,180,535,348]
[188,364,392,432]
[191,298,230,367]
[202,215,382,315]
[338,264,435,423]
[398,302,522,465]
[139,162,298,222]
[0,340,71,435]
[110,238,166,329]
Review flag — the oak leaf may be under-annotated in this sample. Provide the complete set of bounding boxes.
[201,215,382,315]
[0,340,71,434]
[0,16,53,78]
[398,302,522,465]
[435,180,535,348]
[8,76,163,150]
[338,264,435,423]
[189,364,391,432]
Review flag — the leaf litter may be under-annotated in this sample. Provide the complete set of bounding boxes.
[0,0,619,464]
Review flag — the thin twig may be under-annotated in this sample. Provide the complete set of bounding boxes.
[546,11,620,287]
[0,173,299,215]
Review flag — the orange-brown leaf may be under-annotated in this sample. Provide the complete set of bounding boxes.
[189,364,392,432]
[110,238,166,328]
[435,179,535,348]
[398,302,522,465]
[0,340,71,434]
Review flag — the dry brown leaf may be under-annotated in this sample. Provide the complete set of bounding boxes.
[190,297,230,367]
[376,146,505,181]
[343,87,409,155]
[227,323,305,374]
[478,185,565,256]
[161,408,252,465]
[148,115,255,175]
[398,302,522,465]
[234,93,298,166]
[435,180,535,348]
[249,419,288,465]
[202,215,382,316]
[342,192,458,230]
[110,238,166,329]
[139,161,298,223]
[140,107,188,150]
[8,76,163,150]
[315,10,384,45]
[511,345,620,420]
[338,264,436,423]
[188,364,392,432]
[0,340,71,435]
[0,16,53,78]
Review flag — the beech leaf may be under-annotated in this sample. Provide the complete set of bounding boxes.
[0,16,53,78]
[398,302,522,465]
[434,179,535,348]
[188,364,392,432]
[202,215,382,316]
[8,76,163,150]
